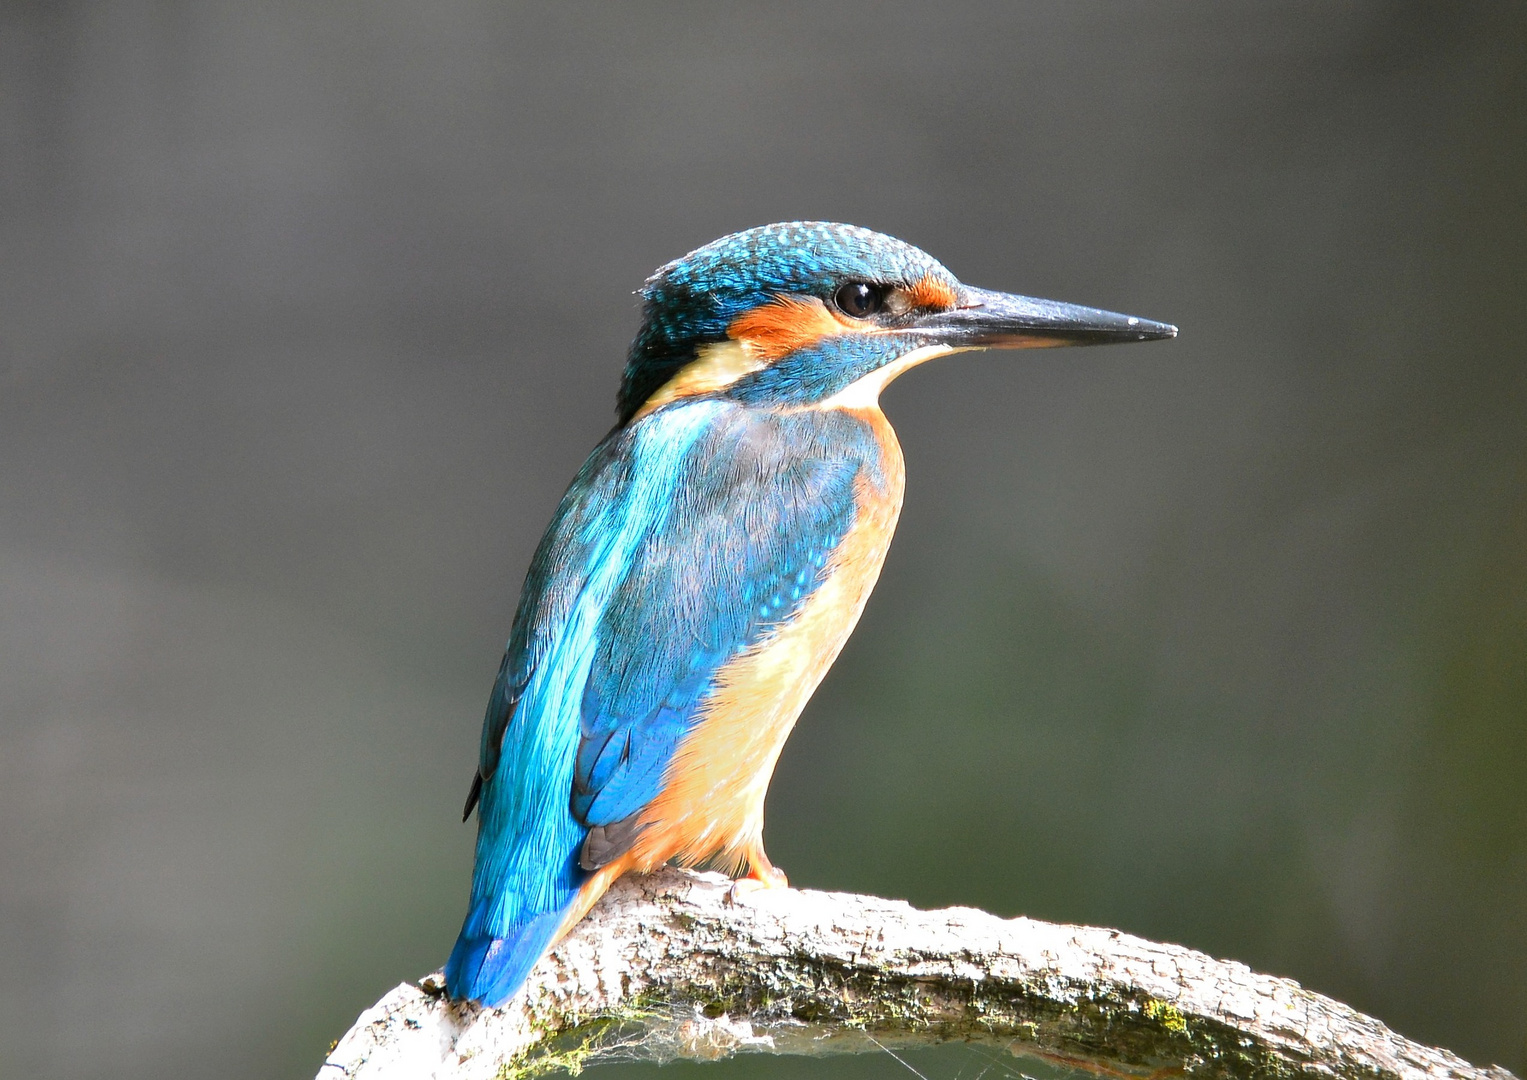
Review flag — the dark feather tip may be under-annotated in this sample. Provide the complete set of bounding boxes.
[462,772,484,822]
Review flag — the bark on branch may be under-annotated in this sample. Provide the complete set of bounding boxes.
[318,867,1516,1080]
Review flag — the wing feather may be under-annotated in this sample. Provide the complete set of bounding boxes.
[571,408,875,839]
[466,403,882,877]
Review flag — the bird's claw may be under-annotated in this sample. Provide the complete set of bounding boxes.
[726,864,788,905]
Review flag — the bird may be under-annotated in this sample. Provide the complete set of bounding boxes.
[445,221,1176,1006]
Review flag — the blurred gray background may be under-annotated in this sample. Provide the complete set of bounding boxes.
[2,3,1524,1078]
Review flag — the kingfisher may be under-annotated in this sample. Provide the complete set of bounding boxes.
[445,222,1176,1005]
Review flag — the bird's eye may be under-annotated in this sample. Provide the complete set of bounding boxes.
[833,282,883,319]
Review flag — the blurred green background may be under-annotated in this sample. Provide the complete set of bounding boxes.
[2,3,1524,1078]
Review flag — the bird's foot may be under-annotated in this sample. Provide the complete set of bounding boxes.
[726,863,788,905]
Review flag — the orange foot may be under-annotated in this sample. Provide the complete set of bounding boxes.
[726,849,789,904]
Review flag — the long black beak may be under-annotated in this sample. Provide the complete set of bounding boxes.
[915,287,1177,348]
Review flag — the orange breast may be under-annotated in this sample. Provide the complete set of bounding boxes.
[621,404,906,872]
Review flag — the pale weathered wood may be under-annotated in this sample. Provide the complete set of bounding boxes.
[317,867,1516,1080]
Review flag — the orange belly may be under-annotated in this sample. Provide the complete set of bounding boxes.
[551,405,905,941]
[624,403,905,873]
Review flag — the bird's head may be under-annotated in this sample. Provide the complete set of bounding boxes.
[618,221,1176,423]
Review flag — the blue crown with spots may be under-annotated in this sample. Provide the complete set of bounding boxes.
[618,222,955,422]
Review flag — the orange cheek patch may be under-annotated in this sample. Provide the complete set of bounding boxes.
[907,274,959,311]
[726,296,857,362]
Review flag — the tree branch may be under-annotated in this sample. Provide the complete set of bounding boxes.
[318,867,1516,1080]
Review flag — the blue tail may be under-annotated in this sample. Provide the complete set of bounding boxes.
[448,831,589,1004]
[447,816,595,1004]
[445,895,579,1006]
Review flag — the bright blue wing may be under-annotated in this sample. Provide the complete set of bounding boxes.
[449,400,882,1003]
[570,406,878,838]
[449,401,722,1003]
